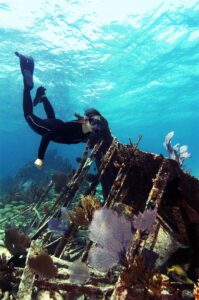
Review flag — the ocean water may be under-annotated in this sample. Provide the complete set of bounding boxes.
[0,0,199,179]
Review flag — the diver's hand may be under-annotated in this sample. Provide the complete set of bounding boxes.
[34,158,44,169]
[33,86,46,106]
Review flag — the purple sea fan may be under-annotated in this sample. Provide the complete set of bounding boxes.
[88,208,133,271]
[132,207,157,234]
[69,261,90,285]
[47,207,69,237]
[88,245,120,272]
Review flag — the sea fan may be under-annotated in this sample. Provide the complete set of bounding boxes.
[163,131,191,165]
[132,207,157,234]
[88,207,132,271]
[89,245,120,272]
[69,261,90,284]
[47,207,69,236]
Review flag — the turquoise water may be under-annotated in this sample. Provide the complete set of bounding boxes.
[0,0,199,178]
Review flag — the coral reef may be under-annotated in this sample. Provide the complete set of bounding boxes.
[0,149,73,200]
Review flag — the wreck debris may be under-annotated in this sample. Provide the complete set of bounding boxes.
[29,179,54,228]
[35,280,113,298]
[17,240,43,300]
[53,140,103,257]
[0,254,16,292]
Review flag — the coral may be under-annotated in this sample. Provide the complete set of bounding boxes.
[68,194,101,227]
[132,207,157,234]
[88,207,132,271]
[4,227,31,255]
[147,273,170,298]
[52,172,69,193]
[115,255,171,299]
[194,280,199,300]
[2,182,44,205]
[28,251,58,279]
[0,149,73,198]
[120,254,147,287]
[69,261,90,285]
[113,203,134,220]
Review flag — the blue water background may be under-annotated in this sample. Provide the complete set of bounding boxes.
[0,0,199,178]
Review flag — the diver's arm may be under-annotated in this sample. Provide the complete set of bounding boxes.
[34,133,51,169]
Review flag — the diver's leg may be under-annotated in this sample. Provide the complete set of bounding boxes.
[15,52,34,90]
[23,89,52,134]
[23,88,33,117]
[33,86,55,119]
[42,97,55,119]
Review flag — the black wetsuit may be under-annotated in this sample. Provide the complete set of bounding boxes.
[23,89,90,160]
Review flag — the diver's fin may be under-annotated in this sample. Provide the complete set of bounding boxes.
[15,51,34,90]
[33,86,46,106]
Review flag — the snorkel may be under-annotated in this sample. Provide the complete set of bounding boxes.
[75,109,107,137]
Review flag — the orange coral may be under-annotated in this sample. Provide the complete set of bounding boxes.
[68,194,101,227]
[193,280,199,300]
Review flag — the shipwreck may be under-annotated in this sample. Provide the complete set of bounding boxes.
[0,126,199,300]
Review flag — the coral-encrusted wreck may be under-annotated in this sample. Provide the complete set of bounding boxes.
[0,134,199,299]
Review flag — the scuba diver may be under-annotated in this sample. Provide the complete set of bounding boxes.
[15,52,109,169]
